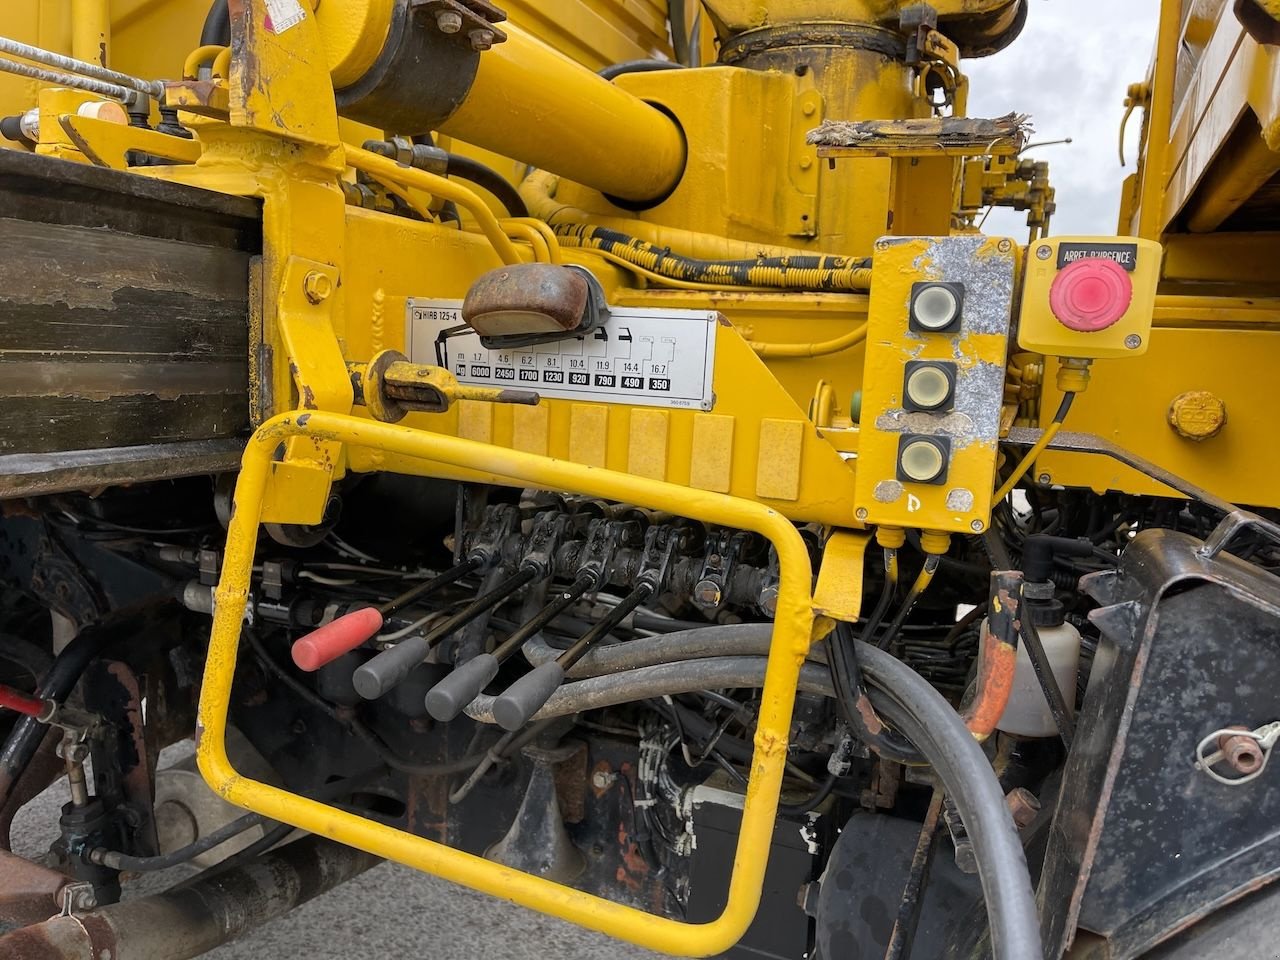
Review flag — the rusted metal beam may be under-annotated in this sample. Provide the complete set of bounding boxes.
[0,835,379,960]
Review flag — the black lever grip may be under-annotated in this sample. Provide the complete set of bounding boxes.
[424,653,499,721]
[491,661,564,731]
[352,635,431,700]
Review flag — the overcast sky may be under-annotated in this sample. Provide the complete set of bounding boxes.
[965,0,1160,237]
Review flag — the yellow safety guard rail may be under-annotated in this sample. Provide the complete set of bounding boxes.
[197,411,817,957]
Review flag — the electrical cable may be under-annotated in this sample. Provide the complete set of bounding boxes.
[243,630,489,778]
[994,392,1076,503]
[86,770,379,872]
[598,59,686,80]
[777,770,839,817]
[876,555,942,651]
[553,223,873,291]
[444,153,528,218]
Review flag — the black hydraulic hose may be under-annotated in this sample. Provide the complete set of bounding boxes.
[856,642,1041,960]
[598,59,687,81]
[444,154,529,218]
[244,630,490,778]
[462,645,1040,957]
[200,0,230,47]
[86,771,378,872]
[0,628,115,809]
[777,770,838,817]
[553,222,873,291]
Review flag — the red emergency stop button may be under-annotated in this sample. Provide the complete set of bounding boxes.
[1048,257,1133,332]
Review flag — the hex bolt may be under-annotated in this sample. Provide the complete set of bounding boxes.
[692,578,723,608]
[1124,334,1142,349]
[1036,244,1053,260]
[970,519,985,532]
[303,270,333,304]
[997,238,1012,253]
[591,769,617,790]
[470,28,495,51]
[1005,787,1041,829]
[435,10,463,33]
[855,507,869,521]
[1038,473,1052,484]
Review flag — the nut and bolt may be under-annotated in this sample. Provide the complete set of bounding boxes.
[1036,244,1053,260]
[1218,726,1265,776]
[435,10,463,33]
[758,584,779,618]
[470,28,495,51]
[1005,787,1041,829]
[692,578,723,608]
[303,270,333,304]
[1124,334,1142,349]
[591,769,618,790]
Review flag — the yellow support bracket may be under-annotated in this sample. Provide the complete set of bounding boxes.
[198,411,817,958]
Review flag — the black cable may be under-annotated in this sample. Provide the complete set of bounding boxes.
[0,628,117,812]
[244,630,489,777]
[598,59,687,81]
[200,0,230,47]
[444,154,528,218]
[89,771,379,872]
[855,641,1042,960]
[777,770,838,817]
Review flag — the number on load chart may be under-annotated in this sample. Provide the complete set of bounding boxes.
[405,300,719,411]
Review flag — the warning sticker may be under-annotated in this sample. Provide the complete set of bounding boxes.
[1056,242,1139,271]
[406,299,718,411]
[264,0,306,34]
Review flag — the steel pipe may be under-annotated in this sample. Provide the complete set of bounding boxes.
[0,835,379,960]
[0,37,161,98]
[438,25,686,204]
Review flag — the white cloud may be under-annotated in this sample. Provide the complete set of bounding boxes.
[964,0,1160,238]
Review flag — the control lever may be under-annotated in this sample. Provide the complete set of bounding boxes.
[289,558,481,671]
[490,525,680,731]
[491,580,655,731]
[352,565,538,700]
[425,571,597,721]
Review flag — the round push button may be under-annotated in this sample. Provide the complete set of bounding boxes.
[1048,258,1133,332]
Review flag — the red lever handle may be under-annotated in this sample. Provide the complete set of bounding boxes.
[0,683,48,719]
[290,607,385,672]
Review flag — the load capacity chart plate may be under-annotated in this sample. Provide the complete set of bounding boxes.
[406,300,718,411]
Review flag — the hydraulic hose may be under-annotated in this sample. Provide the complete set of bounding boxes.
[0,628,116,811]
[86,771,379,872]
[598,59,686,81]
[461,646,1040,958]
[553,223,872,292]
[200,0,230,47]
[444,154,528,219]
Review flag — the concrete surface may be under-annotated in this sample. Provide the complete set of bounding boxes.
[10,744,663,960]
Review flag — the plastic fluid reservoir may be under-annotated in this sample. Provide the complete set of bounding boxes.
[979,604,1081,738]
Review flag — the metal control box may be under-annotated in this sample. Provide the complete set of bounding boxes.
[854,235,1016,534]
[1017,236,1161,359]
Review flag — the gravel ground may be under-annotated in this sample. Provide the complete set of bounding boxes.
[9,744,664,960]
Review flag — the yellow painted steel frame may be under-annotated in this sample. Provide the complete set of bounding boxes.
[198,410,817,958]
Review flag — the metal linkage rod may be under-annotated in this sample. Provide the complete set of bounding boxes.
[0,55,136,103]
[425,571,598,721]
[490,580,654,731]
[352,566,538,700]
[0,36,163,98]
